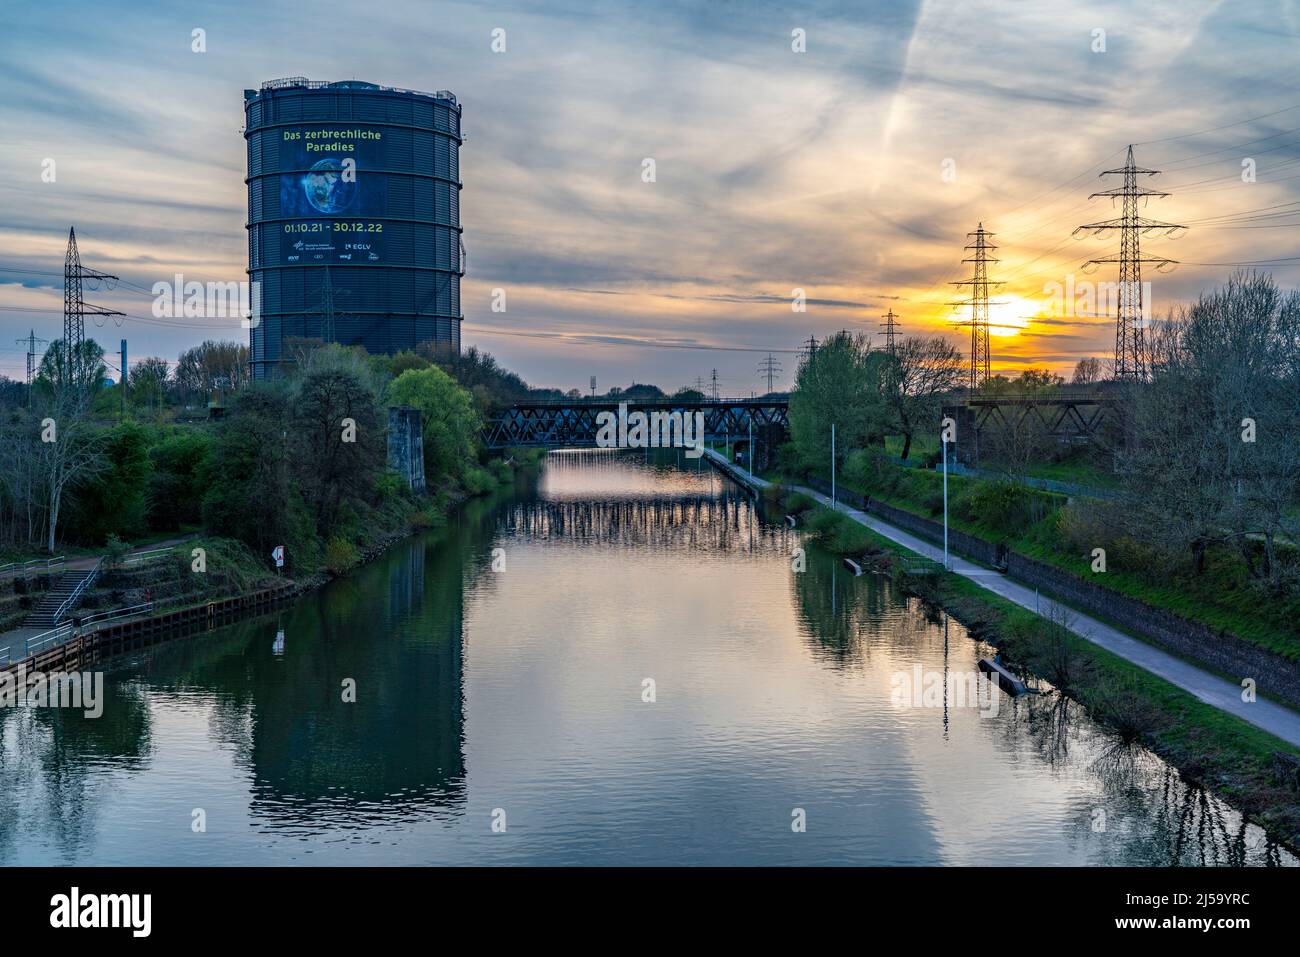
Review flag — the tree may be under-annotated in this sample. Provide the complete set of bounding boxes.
[147,431,214,531]
[886,335,964,459]
[621,383,666,401]
[174,340,249,405]
[425,344,530,412]
[33,386,109,552]
[63,422,152,544]
[789,331,889,473]
[129,357,171,415]
[386,367,480,485]
[203,384,299,558]
[36,338,107,396]
[1124,272,1300,579]
[294,364,385,533]
[1072,357,1105,385]
[1015,368,1064,393]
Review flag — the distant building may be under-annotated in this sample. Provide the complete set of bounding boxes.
[244,78,464,378]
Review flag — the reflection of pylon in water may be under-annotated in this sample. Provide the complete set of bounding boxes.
[1074,145,1184,381]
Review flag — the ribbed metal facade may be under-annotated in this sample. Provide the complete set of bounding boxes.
[245,78,463,378]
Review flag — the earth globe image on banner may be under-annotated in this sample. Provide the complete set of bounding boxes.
[301,158,357,214]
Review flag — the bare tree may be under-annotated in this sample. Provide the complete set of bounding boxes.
[33,388,108,553]
[1072,356,1105,385]
[1124,272,1300,580]
[887,335,964,459]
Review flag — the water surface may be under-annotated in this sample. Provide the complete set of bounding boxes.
[0,450,1291,865]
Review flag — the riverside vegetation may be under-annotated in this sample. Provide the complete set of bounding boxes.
[0,341,549,613]
[769,272,1300,849]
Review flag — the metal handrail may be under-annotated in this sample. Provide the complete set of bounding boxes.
[0,556,65,579]
[51,557,104,625]
[121,546,175,566]
[23,599,159,658]
[24,623,72,656]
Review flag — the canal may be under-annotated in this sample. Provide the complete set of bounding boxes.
[0,450,1292,865]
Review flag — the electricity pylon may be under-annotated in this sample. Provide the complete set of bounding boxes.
[879,308,900,356]
[63,227,123,397]
[16,330,48,408]
[757,353,782,394]
[951,224,1003,393]
[1074,145,1184,380]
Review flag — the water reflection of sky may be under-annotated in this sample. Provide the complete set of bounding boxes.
[0,451,1292,865]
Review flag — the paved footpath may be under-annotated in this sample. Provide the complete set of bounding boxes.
[707,450,1300,749]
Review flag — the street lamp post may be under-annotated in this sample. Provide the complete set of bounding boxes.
[831,423,836,511]
[942,423,950,571]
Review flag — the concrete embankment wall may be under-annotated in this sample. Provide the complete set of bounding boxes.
[795,475,1300,709]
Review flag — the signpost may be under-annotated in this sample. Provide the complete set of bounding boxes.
[272,545,285,571]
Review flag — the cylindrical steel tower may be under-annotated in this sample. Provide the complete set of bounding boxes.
[244,77,463,378]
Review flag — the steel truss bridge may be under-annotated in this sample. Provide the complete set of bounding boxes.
[482,397,790,450]
[943,390,1122,467]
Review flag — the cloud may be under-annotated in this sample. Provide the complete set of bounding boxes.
[0,0,1296,390]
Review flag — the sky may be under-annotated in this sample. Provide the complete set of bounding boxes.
[2,0,1300,394]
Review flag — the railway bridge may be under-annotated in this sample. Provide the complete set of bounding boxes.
[482,397,789,464]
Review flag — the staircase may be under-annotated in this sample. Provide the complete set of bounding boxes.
[23,566,99,629]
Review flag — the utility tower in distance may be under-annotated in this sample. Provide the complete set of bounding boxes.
[16,330,48,407]
[798,335,818,364]
[710,369,720,400]
[951,223,1003,393]
[1075,145,1183,381]
[63,227,123,397]
[757,353,782,394]
[878,308,900,356]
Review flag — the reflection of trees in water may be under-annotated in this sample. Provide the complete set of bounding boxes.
[0,683,152,863]
[504,494,796,558]
[1003,691,1295,865]
[1019,691,1075,766]
[791,548,908,666]
[84,495,493,836]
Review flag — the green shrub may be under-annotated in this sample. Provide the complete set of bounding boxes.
[463,466,494,496]
[324,536,359,575]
